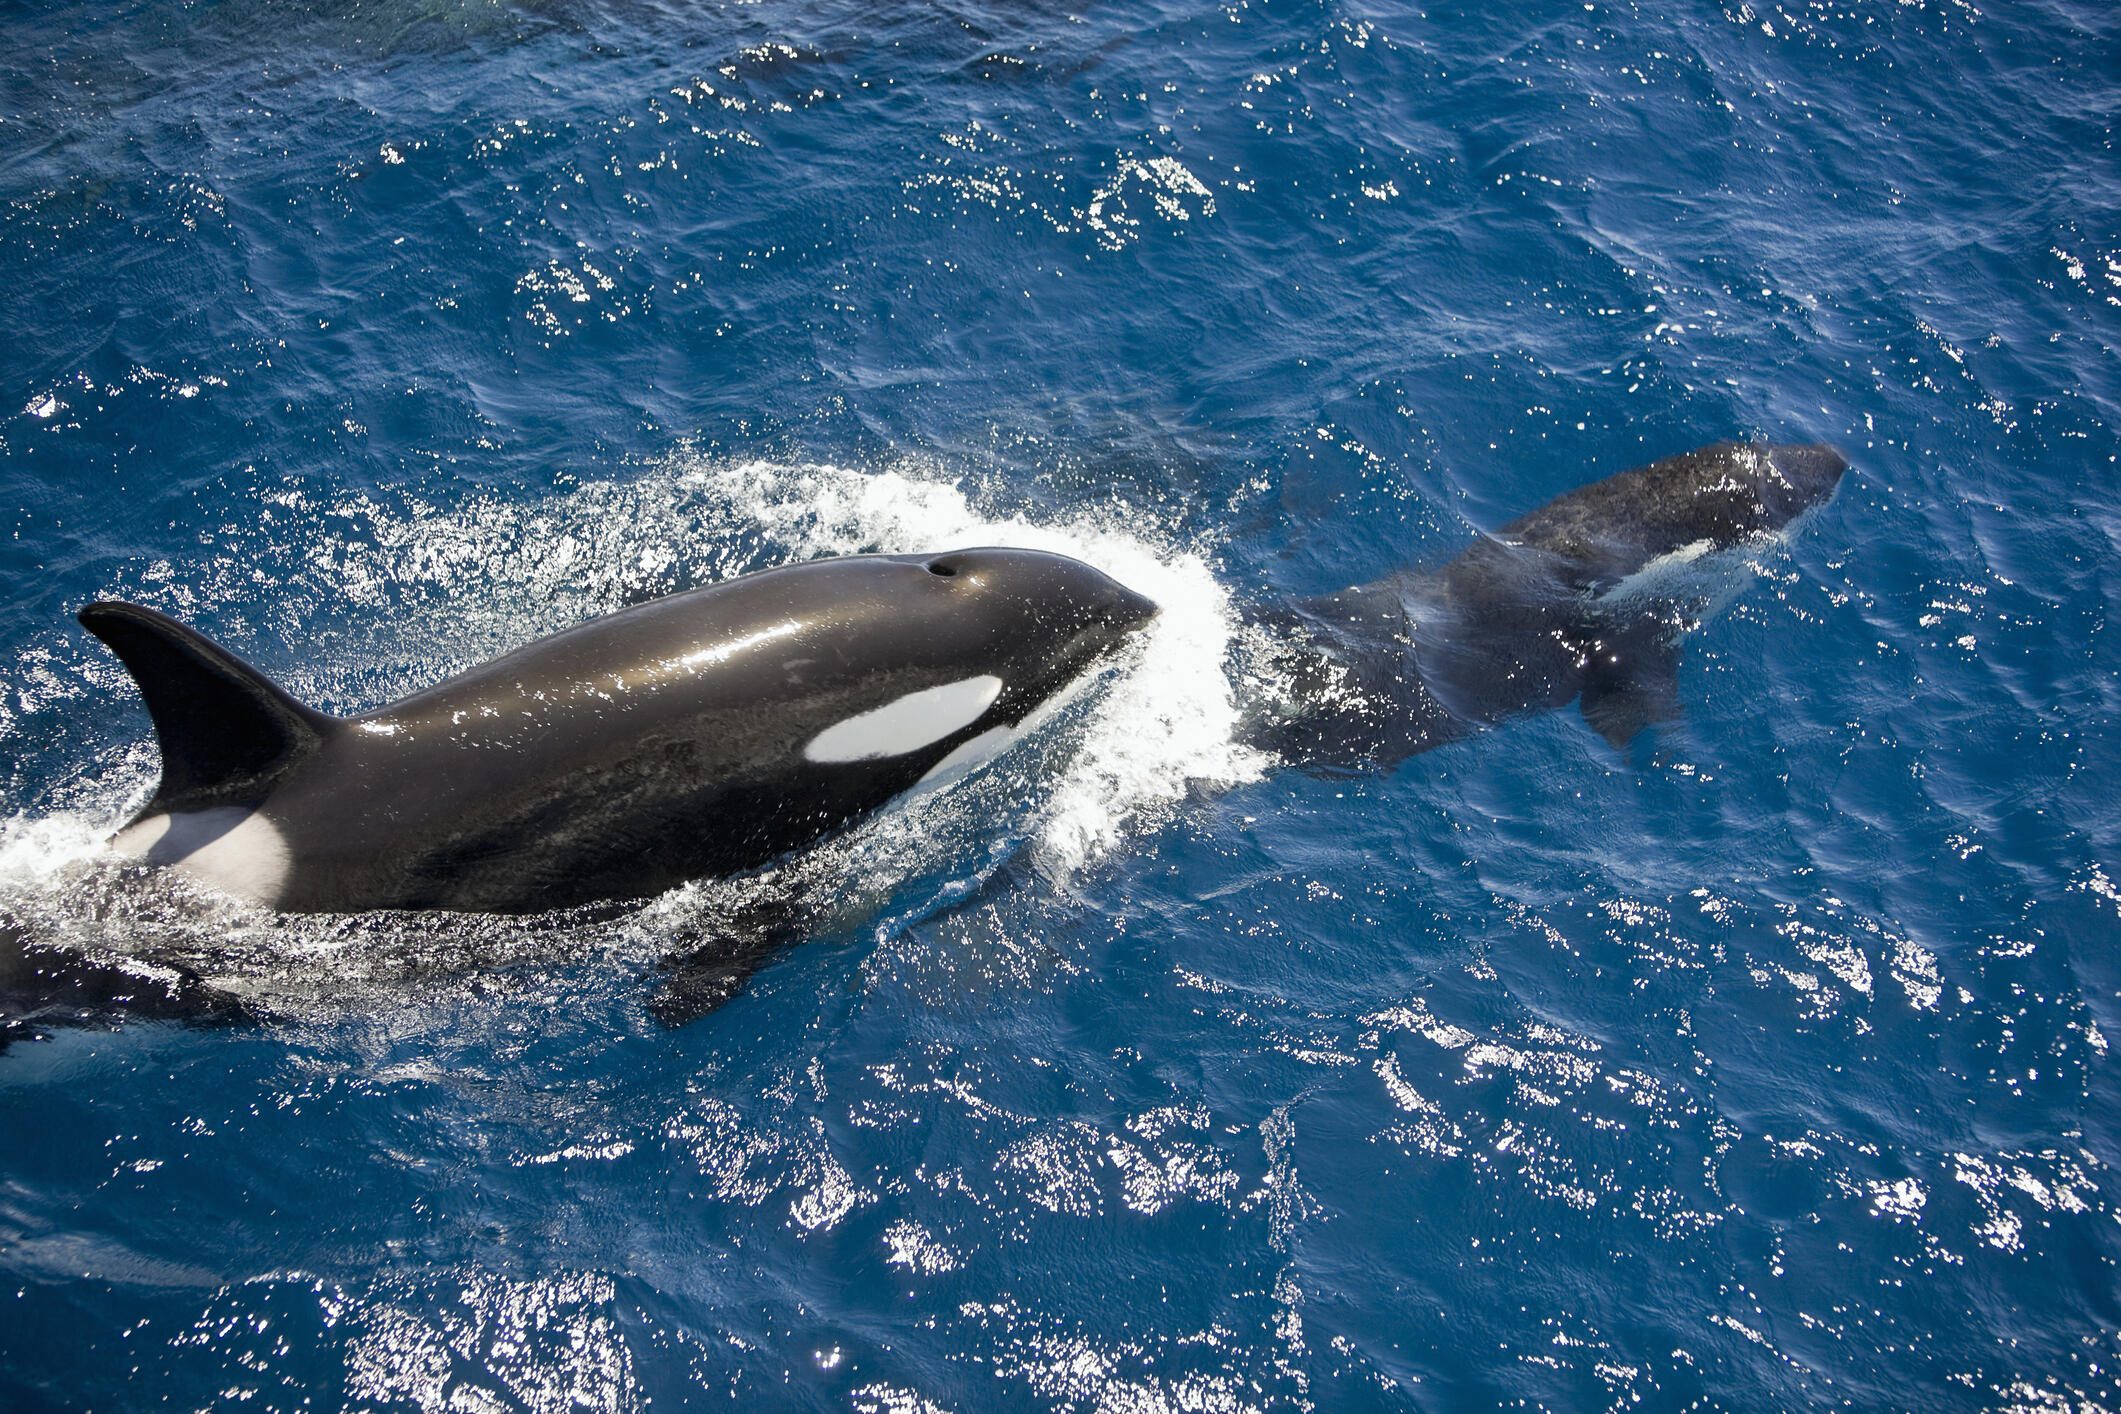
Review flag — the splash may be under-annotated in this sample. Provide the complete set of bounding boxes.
[0,811,113,890]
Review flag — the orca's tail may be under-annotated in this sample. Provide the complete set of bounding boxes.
[78,601,340,817]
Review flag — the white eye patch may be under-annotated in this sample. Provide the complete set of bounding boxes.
[803,675,1003,763]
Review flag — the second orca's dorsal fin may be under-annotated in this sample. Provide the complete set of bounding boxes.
[78,601,339,814]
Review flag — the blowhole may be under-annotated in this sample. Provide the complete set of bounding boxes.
[926,562,958,577]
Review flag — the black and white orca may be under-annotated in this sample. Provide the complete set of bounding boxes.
[1240,439,1848,765]
[80,548,1159,914]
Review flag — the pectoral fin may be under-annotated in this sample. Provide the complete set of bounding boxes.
[648,939,788,1026]
[646,899,813,1027]
[1578,623,1682,751]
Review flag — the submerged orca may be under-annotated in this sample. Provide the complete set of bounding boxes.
[1240,440,1847,765]
[0,917,254,1052]
[80,548,1159,914]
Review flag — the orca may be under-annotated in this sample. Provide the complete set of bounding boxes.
[0,917,253,1053]
[80,548,1159,914]
[1240,440,1847,765]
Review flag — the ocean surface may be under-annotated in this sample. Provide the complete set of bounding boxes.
[2,0,2117,1408]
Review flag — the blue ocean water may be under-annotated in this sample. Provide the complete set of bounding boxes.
[3,0,2118,1406]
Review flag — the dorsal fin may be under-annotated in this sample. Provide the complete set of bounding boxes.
[78,601,338,814]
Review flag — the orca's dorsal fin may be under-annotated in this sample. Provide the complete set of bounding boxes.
[78,601,339,814]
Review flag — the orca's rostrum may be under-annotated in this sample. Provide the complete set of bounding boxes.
[81,549,1159,913]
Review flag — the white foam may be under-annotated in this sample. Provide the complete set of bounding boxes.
[0,811,115,887]
[676,457,1266,876]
